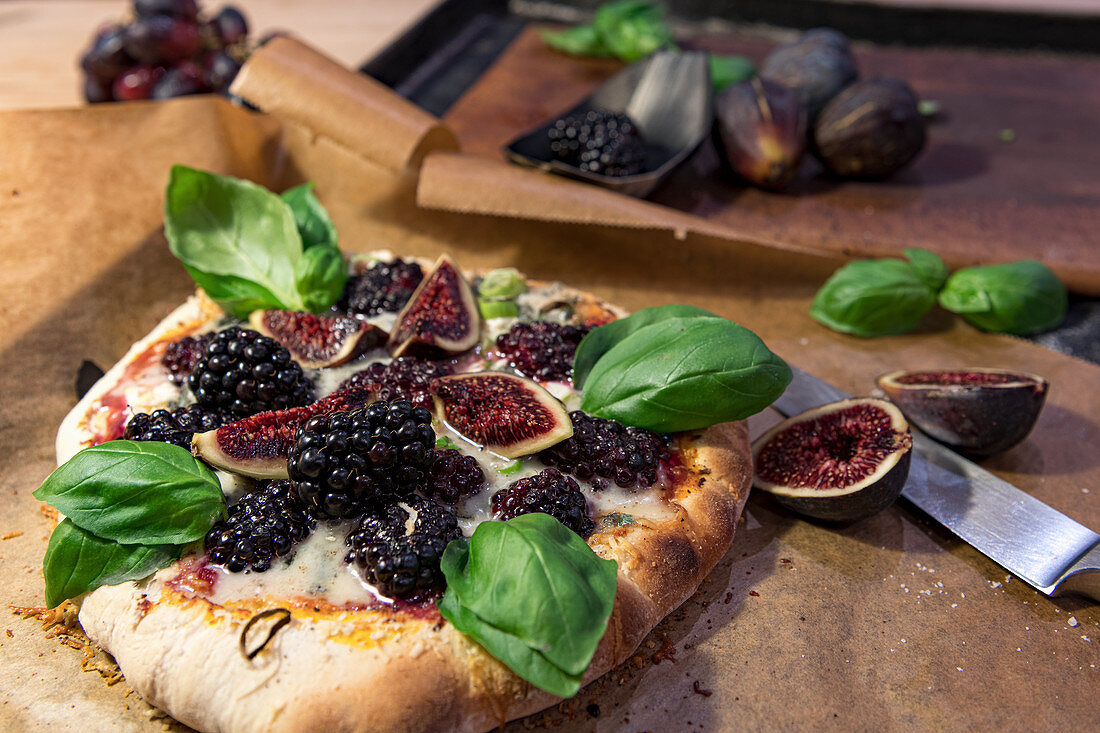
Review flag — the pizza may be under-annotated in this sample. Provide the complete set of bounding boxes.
[39,170,774,732]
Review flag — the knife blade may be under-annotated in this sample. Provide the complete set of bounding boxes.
[770,367,1100,602]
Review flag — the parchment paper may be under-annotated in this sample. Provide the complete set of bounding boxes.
[0,39,1096,732]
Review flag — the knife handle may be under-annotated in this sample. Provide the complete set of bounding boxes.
[1052,544,1100,603]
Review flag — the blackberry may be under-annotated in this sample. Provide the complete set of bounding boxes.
[339,258,424,317]
[204,480,316,573]
[547,109,647,177]
[491,468,594,538]
[344,496,462,599]
[424,448,486,504]
[124,405,229,449]
[288,401,436,518]
[187,327,314,418]
[162,333,211,385]
[539,411,668,490]
[338,357,453,410]
[495,321,588,382]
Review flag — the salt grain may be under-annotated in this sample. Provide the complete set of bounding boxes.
[1068,617,1079,627]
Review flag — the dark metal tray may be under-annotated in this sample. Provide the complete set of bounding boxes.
[360,0,1100,364]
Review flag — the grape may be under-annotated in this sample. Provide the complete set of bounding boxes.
[112,66,161,101]
[124,16,200,64]
[83,75,114,103]
[152,63,206,99]
[80,26,134,80]
[133,0,198,20]
[211,6,248,46]
[203,51,241,92]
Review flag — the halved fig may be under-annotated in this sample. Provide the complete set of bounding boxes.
[192,386,375,478]
[388,255,480,357]
[249,310,385,369]
[752,397,912,522]
[877,368,1048,456]
[430,372,572,459]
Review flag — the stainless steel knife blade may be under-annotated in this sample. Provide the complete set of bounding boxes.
[770,367,1100,601]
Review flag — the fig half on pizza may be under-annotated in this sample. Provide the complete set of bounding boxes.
[37,167,791,732]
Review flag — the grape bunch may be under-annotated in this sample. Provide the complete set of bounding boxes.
[80,0,250,104]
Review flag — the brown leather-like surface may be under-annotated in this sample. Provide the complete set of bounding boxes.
[441,29,1100,295]
[0,39,1097,733]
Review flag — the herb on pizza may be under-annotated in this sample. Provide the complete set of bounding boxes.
[438,513,618,697]
[164,166,347,318]
[35,440,225,607]
[575,305,792,432]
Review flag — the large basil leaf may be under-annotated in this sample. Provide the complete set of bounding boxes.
[438,514,617,694]
[34,441,224,545]
[905,248,949,293]
[580,316,792,432]
[281,182,338,249]
[42,519,181,608]
[810,258,937,337]
[938,261,1067,335]
[164,165,307,313]
[438,575,585,698]
[295,244,348,313]
[183,265,282,319]
[573,304,716,388]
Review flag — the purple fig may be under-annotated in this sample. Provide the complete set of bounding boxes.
[713,77,807,191]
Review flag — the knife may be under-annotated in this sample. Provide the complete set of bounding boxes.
[770,367,1100,602]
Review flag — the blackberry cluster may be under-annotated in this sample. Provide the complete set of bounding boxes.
[547,109,647,177]
[188,327,314,418]
[204,480,316,573]
[339,258,424,316]
[540,412,667,490]
[424,448,486,504]
[491,468,594,538]
[495,321,588,382]
[338,357,453,410]
[162,333,212,385]
[344,497,462,599]
[287,401,436,518]
[123,405,228,449]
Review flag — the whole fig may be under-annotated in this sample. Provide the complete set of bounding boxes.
[760,30,858,120]
[713,77,807,191]
[814,77,927,179]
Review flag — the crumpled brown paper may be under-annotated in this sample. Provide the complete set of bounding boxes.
[0,38,1097,733]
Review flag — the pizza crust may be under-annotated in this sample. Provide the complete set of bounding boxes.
[59,271,753,733]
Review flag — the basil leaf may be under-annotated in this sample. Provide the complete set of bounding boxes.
[281,182,338,249]
[164,165,307,313]
[34,440,225,545]
[810,258,937,337]
[42,519,181,608]
[438,587,585,698]
[184,265,282,319]
[439,515,617,683]
[938,261,1067,335]
[573,304,716,388]
[709,54,755,93]
[294,244,348,313]
[540,24,611,57]
[580,316,792,432]
[905,248,949,293]
[593,1,674,62]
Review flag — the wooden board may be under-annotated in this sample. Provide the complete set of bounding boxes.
[442,29,1100,295]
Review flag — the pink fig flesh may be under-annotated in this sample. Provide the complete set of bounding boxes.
[877,368,1047,456]
[388,255,480,357]
[249,310,384,369]
[430,372,572,459]
[192,386,375,477]
[752,397,912,522]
